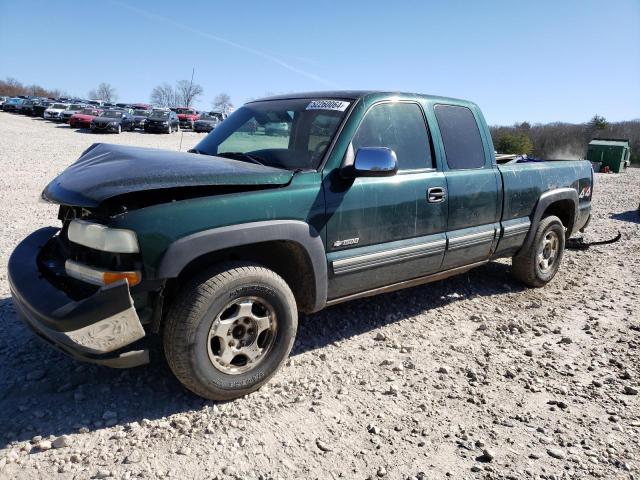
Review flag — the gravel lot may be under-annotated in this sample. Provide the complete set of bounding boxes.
[0,111,638,480]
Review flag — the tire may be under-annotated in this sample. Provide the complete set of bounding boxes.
[117,124,121,134]
[167,123,172,134]
[512,215,565,287]
[163,262,298,400]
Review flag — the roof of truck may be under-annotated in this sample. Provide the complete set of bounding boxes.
[250,90,469,104]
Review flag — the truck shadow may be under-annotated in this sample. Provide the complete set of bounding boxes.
[610,209,640,224]
[0,261,522,448]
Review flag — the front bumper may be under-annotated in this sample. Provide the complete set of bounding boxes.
[71,120,91,128]
[144,124,168,132]
[8,228,149,368]
[91,123,119,132]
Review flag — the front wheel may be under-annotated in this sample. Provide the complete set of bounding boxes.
[163,262,298,400]
[117,124,122,134]
[167,124,172,134]
[512,215,565,287]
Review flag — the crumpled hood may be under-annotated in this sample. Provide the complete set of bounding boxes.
[42,143,293,208]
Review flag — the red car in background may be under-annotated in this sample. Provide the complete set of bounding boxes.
[69,108,103,129]
[175,107,200,129]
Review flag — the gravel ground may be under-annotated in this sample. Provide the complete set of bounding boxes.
[0,111,638,480]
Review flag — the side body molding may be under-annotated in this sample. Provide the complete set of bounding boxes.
[156,220,328,312]
[519,187,578,255]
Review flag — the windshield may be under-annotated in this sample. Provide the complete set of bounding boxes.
[79,109,96,115]
[100,110,123,118]
[51,103,67,109]
[199,113,220,121]
[150,111,170,119]
[175,108,194,114]
[133,110,149,116]
[194,98,349,170]
[68,104,83,110]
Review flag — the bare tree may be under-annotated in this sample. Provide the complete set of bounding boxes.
[212,93,234,114]
[0,77,62,98]
[175,79,203,107]
[150,83,179,108]
[89,83,117,103]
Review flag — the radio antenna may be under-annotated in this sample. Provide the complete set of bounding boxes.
[179,67,195,152]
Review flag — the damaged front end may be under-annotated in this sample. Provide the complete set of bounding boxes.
[8,227,149,367]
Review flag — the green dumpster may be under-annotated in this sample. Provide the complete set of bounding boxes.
[587,138,631,173]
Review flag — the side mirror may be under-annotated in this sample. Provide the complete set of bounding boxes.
[343,147,398,178]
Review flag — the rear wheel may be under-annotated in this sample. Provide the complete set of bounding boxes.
[117,124,122,134]
[167,123,172,134]
[163,262,298,400]
[512,215,565,287]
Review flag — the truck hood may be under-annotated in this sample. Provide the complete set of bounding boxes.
[42,143,293,208]
[177,113,198,120]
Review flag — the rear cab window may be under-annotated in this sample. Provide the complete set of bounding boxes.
[434,104,486,169]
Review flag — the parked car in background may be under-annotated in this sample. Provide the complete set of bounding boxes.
[175,107,199,130]
[132,103,152,110]
[0,96,7,106]
[265,121,290,136]
[43,103,69,120]
[19,99,39,116]
[131,109,150,130]
[69,107,102,129]
[90,109,134,133]
[60,104,87,123]
[193,112,223,133]
[2,98,24,112]
[32,100,53,117]
[144,109,179,133]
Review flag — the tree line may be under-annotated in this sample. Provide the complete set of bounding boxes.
[490,115,640,162]
[0,77,65,99]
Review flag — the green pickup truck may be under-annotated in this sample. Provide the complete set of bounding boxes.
[9,91,593,400]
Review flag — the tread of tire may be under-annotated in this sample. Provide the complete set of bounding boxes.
[512,215,563,288]
[163,262,296,400]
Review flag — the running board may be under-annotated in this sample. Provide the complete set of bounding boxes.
[325,260,489,307]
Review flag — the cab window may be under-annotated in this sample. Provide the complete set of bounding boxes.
[352,102,433,170]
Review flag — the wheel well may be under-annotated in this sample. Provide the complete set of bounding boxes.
[164,240,318,315]
[542,200,575,236]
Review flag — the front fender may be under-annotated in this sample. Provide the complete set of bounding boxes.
[156,220,328,312]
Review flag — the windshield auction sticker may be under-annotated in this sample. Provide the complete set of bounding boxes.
[306,100,350,112]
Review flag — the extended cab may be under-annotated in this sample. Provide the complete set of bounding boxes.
[8,91,592,400]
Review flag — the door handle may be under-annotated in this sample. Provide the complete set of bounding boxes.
[427,187,446,203]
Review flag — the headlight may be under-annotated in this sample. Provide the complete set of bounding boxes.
[111,121,119,126]
[67,219,139,253]
[162,121,168,125]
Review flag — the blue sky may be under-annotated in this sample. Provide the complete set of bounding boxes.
[1,0,638,125]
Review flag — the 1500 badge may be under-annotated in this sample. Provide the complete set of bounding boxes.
[334,237,360,247]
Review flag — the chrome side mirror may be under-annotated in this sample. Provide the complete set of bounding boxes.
[344,147,398,178]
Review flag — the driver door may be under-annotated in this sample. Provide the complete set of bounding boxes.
[324,101,448,300]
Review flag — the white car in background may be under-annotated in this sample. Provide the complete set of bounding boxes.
[44,103,70,120]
